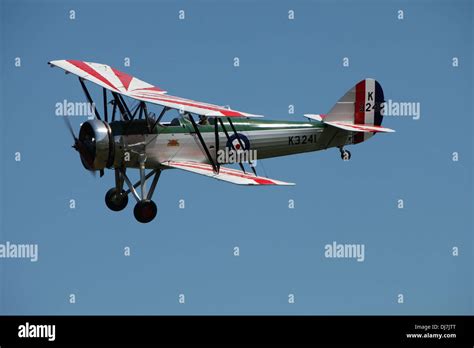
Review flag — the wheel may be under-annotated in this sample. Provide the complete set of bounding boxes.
[105,188,129,212]
[341,149,351,161]
[133,200,157,223]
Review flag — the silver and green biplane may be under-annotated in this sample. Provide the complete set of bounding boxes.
[50,60,394,223]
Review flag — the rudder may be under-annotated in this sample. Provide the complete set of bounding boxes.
[329,78,384,126]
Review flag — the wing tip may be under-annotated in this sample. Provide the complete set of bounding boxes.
[48,59,65,65]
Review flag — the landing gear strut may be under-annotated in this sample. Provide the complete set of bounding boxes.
[339,147,351,161]
[120,155,161,224]
[105,155,161,223]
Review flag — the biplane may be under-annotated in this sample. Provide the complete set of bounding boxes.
[49,60,394,223]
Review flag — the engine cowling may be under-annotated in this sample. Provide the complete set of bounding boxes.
[77,119,114,171]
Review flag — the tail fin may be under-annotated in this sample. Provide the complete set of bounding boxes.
[305,79,394,144]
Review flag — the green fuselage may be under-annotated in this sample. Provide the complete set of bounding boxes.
[109,117,348,169]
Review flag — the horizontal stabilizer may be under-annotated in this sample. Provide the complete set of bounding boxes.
[304,114,325,122]
[164,161,295,186]
[325,121,395,133]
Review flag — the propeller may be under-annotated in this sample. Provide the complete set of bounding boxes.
[63,117,104,177]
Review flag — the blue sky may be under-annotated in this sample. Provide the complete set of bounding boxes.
[0,0,472,314]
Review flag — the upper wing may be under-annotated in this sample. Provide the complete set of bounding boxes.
[164,161,295,186]
[48,59,262,118]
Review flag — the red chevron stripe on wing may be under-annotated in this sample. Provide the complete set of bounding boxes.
[165,161,294,186]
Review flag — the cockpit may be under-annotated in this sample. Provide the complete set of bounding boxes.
[158,115,214,128]
[160,117,183,127]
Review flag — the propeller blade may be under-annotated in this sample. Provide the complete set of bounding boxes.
[62,117,101,178]
[63,116,77,140]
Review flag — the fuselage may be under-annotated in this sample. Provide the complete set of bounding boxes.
[109,116,346,169]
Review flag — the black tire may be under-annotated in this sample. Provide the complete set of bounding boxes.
[341,150,351,161]
[105,188,129,212]
[133,200,158,223]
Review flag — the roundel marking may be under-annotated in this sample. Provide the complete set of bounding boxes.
[226,133,250,151]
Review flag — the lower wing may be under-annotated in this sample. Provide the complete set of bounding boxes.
[164,161,295,186]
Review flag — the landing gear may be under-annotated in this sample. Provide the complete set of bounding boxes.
[133,200,157,223]
[118,155,162,224]
[339,147,351,161]
[105,188,129,211]
[105,168,129,211]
